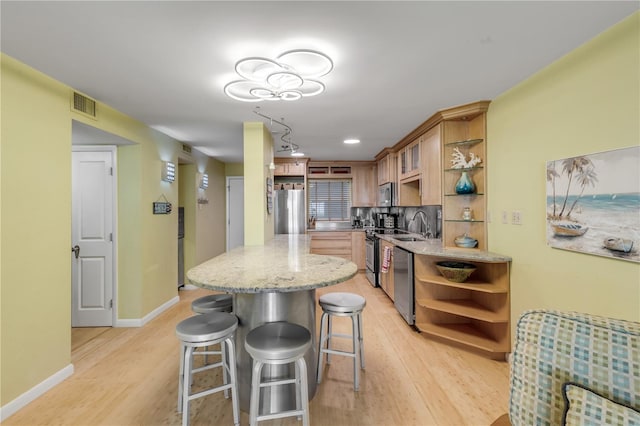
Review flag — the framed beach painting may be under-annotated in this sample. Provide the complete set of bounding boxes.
[546,146,640,263]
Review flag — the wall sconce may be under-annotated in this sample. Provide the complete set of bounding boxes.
[162,161,176,183]
[199,173,209,189]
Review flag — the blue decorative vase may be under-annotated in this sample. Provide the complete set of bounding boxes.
[455,171,475,194]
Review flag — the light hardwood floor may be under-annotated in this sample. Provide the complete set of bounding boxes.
[4,273,509,426]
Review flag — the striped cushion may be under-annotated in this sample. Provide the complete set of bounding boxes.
[509,310,640,426]
[562,382,640,426]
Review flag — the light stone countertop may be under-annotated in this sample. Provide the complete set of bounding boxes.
[186,234,358,293]
[377,233,512,263]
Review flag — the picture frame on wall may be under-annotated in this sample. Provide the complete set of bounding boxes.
[546,146,639,263]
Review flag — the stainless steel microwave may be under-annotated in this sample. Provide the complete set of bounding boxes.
[378,182,395,207]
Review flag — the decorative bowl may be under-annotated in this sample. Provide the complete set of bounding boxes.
[435,261,476,283]
[454,234,478,248]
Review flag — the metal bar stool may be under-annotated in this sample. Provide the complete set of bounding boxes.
[176,311,240,426]
[191,293,233,314]
[316,292,366,391]
[245,322,312,426]
[191,293,233,387]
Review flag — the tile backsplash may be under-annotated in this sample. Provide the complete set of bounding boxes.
[350,205,442,238]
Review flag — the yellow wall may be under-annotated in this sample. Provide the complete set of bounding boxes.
[487,13,640,337]
[243,122,274,245]
[0,54,228,407]
[194,155,227,264]
[225,162,244,176]
[1,54,73,406]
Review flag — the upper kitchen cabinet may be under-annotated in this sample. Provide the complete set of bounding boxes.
[420,124,442,206]
[274,158,307,176]
[398,137,421,181]
[375,149,396,186]
[351,162,378,207]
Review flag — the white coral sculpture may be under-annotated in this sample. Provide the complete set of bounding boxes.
[450,147,482,169]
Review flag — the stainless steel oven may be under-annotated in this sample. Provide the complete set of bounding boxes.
[365,232,378,287]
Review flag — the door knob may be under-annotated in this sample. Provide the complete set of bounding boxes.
[71,245,80,259]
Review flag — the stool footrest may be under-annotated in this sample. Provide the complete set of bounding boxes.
[191,360,223,374]
[321,348,356,358]
[188,382,233,401]
[259,377,297,388]
[257,409,306,422]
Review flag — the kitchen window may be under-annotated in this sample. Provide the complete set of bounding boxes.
[308,179,352,221]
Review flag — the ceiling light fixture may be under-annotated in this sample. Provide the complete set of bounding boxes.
[291,151,305,157]
[224,49,333,102]
[344,139,360,144]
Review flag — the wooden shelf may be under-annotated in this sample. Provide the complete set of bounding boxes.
[415,322,508,353]
[415,275,507,293]
[417,298,508,323]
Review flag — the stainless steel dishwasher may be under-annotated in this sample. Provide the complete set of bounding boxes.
[393,246,414,325]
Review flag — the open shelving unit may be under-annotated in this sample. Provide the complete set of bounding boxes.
[441,107,488,250]
[414,254,510,358]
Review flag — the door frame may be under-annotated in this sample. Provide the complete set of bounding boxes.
[226,176,244,251]
[72,145,118,326]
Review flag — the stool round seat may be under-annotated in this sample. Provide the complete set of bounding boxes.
[245,322,311,362]
[176,311,238,343]
[319,292,366,313]
[191,294,233,314]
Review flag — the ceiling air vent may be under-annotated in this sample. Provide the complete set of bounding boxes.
[72,92,97,119]
[182,144,192,154]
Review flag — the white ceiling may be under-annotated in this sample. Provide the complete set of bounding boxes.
[2,1,637,163]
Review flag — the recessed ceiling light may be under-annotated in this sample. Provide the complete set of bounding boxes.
[291,151,305,157]
[344,139,360,144]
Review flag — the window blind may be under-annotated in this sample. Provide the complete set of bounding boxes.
[308,179,352,221]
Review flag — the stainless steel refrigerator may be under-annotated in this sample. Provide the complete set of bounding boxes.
[274,189,306,234]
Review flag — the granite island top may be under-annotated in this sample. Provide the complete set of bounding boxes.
[187,234,358,293]
[377,233,512,263]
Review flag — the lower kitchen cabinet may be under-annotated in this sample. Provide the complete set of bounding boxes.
[309,231,366,270]
[378,239,395,301]
[351,231,366,270]
[309,231,352,260]
[413,254,510,359]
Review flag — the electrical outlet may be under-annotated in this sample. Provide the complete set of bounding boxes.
[512,210,522,225]
[502,210,508,224]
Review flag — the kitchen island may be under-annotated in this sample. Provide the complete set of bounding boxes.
[186,234,358,412]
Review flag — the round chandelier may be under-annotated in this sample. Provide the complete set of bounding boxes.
[224,49,333,102]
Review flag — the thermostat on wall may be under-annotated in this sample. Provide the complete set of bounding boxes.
[153,202,172,214]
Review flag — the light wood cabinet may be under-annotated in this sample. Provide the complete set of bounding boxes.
[351,163,377,207]
[378,239,395,300]
[399,138,421,181]
[309,231,365,270]
[376,151,396,186]
[351,231,366,270]
[309,232,352,260]
[413,254,510,359]
[420,124,442,206]
[274,160,306,176]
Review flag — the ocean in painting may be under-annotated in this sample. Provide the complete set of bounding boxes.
[546,192,640,262]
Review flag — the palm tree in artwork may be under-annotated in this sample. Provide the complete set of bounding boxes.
[566,164,598,218]
[546,161,560,218]
[558,156,594,218]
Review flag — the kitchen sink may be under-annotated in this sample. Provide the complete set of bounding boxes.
[393,236,426,242]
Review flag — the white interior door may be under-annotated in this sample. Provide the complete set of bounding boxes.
[72,149,114,327]
[227,177,244,250]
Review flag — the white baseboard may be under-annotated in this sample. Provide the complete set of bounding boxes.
[0,364,74,422]
[114,295,179,328]
[180,284,199,291]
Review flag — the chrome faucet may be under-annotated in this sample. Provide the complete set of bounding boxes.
[410,210,432,238]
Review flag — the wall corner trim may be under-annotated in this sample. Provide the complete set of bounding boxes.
[115,295,180,328]
[0,364,74,422]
